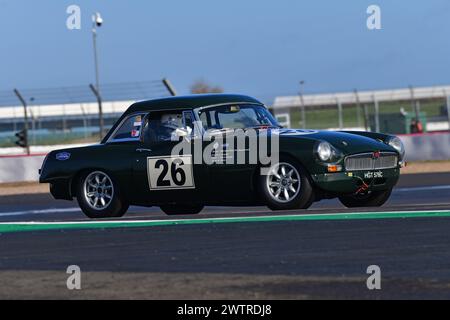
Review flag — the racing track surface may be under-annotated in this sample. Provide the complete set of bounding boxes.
[0,172,450,299]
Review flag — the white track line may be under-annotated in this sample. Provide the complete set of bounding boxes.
[0,209,450,226]
[394,185,450,192]
[0,208,80,218]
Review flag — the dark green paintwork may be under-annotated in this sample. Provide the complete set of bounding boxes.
[39,94,401,206]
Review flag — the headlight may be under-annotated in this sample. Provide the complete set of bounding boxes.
[387,136,405,160]
[316,141,332,161]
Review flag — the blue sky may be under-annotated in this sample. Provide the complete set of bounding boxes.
[0,0,449,103]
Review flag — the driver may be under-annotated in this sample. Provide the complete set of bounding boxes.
[145,114,183,142]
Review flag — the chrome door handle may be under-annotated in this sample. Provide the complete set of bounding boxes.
[136,148,152,153]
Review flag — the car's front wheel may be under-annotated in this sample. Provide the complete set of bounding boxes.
[76,170,129,219]
[160,205,204,215]
[338,188,392,208]
[259,157,315,210]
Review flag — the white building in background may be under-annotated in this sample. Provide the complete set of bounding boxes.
[0,100,134,121]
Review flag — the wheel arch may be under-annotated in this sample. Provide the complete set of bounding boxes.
[251,151,313,196]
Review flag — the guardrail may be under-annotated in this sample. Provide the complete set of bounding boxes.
[0,154,46,183]
[400,132,450,162]
[0,143,88,183]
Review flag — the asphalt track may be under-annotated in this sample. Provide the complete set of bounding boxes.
[0,172,450,299]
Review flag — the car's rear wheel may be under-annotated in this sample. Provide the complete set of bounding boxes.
[160,204,204,215]
[338,188,392,208]
[259,157,315,210]
[76,170,129,219]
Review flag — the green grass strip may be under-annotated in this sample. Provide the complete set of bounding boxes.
[1,210,450,234]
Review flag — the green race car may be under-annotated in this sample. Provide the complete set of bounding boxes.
[39,94,404,219]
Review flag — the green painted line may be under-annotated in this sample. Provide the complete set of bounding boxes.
[1,210,450,234]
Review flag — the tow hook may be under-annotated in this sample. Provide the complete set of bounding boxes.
[353,176,370,195]
[354,181,369,195]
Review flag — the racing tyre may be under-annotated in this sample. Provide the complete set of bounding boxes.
[259,157,315,211]
[160,205,204,215]
[338,188,392,208]
[76,170,129,219]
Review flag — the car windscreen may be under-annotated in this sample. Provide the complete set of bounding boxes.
[198,104,279,130]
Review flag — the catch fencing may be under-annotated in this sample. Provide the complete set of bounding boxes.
[272,85,450,134]
[0,79,174,148]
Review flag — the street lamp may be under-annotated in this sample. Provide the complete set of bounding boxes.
[92,12,104,137]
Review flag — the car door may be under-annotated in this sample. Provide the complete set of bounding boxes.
[102,112,147,202]
[198,105,258,203]
[205,131,257,202]
[131,109,207,205]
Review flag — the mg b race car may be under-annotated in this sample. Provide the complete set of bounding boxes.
[39,94,404,219]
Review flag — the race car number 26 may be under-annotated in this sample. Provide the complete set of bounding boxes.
[147,155,195,190]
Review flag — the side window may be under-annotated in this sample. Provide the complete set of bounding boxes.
[183,110,197,137]
[144,111,184,143]
[112,114,143,141]
[199,112,209,130]
[183,111,194,129]
[143,110,197,144]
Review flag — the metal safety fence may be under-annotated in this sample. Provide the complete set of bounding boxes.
[0,79,175,149]
[272,86,450,134]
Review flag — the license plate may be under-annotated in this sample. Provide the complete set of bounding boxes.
[363,171,383,179]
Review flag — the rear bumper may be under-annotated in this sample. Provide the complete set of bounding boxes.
[311,167,400,194]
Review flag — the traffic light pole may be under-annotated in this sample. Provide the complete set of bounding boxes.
[13,89,30,155]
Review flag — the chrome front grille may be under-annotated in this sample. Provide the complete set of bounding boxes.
[345,152,398,171]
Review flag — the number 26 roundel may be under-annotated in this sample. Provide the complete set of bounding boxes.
[147,155,195,190]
